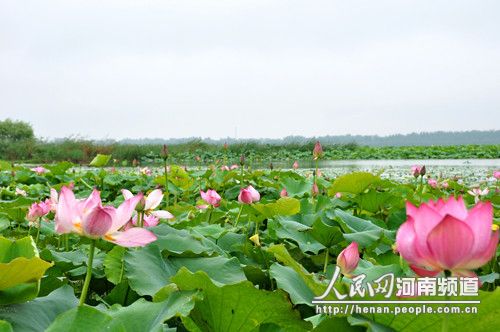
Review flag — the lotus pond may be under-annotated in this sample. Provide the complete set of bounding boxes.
[0,157,499,331]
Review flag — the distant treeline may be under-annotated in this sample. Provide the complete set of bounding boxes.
[112,130,500,147]
[0,119,499,163]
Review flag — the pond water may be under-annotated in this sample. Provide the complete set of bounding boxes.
[274,159,499,186]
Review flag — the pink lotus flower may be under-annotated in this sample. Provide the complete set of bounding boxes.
[132,214,159,227]
[31,166,48,175]
[337,242,360,277]
[200,189,221,207]
[55,187,157,247]
[427,178,438,188]
[140,167,152,176]
[49,188,59,212]
[220,165,230,171]
[313,141,323,160]
[238,186,260,204]
[292,161,299,169]
[441,181,449,189]
[122,189,174,220]
[335,192,342,198]
[280,188,288,197]
[27,200,51,222]
[494,171,500,180]
[230,164,239,170]
[396,196,498,277]
[467,188,490,203]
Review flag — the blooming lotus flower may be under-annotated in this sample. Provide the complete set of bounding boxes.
[140,167,152,176]
[55,187,156,247]
[122,189,174,220]
[31,166,48,175]
[132,214,159,227]
[428,178,438,188]
[467,188,490,203]
[337,242,360,277]
[200,189,221,207]
[15,188,27,197]
[27,200,51,222]
[494,171,500,180]
[280,188,288,197]
[396,196,498,277]
[49,188,59,212]
[313,141,323,160]
[293,161,299,169]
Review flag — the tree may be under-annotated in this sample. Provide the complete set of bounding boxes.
[0,119,35,141]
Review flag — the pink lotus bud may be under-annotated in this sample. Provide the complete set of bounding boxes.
[200,189,222,207]
[337,242,360,276]
[240,154,245,166]
[238,188,253,204]
[441,181,449,189]
[428,178,438,188]
[335,192,342,198]
[396,197,498,277]
[313,141,323,160]
[420,165,426,176]
[494,171,500,180]
[292,161,299,169]
[312,183,319,196]
[280,188,288,197]
[411,165,422,178]
[246,185,260,202]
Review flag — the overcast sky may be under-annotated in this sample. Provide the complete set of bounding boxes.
[1,0,499,140]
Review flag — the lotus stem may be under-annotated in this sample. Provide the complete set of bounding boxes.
[79,239,96,306]
[323,248,329,273]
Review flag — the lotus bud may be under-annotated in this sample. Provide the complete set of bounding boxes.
[337,242,360,277]
[161,144,169,160]
[313,141,323,160]
[249,234,261,247]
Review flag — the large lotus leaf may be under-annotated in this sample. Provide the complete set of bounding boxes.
[124,245,176,296]
[0,236,52,304]
[0,257,53,291]
[252,197,301,218]
[89,154,111,167]
[171,268,312,331]
[328,172,381,195]
[46,306,117,332]
[0,285,78,331]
